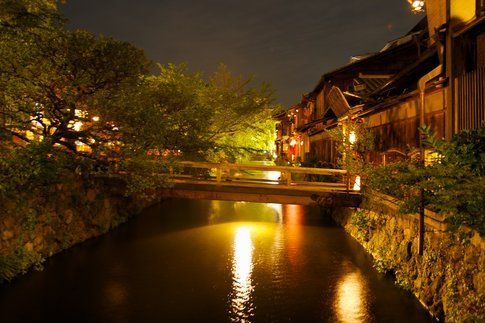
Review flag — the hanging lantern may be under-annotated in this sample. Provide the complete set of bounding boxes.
[408,0,425,13]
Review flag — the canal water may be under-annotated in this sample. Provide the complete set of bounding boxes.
[0,199,432,322]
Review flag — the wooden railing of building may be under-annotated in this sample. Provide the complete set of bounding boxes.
[170,161,353,192]
[455,67,485,132]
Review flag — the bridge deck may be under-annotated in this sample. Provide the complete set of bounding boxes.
[161,161,361,207]
[163,178,361,207]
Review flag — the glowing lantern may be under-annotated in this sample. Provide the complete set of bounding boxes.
[353,176,361,191]
[289,139,297,147]
[92,116,100,122]
[349,131,357,145]
[408,0,425,13]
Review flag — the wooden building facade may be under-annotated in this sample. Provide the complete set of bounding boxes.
[278,0,484,167]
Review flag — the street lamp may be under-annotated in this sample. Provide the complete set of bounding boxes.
[408,0,425,13]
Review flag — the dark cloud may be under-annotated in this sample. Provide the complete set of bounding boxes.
[61,0,422,106]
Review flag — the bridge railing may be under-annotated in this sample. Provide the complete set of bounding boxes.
[169,161,352,191]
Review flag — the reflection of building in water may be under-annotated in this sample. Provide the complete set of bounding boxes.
[335,271,369,323]
[230,226,255,322]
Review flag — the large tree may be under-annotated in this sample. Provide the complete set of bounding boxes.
[145,63,277,162]
[0,0,150,158]
[0,0,278,196]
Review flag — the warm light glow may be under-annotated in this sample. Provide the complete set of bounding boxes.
[424,150,442,166]
[92,116,100,122]
[73,121,83,131]
[451,0,475,24]
[74,109,86,118]
[353,176,361,191]
[289,139,297,147]
[349,131,357,145]
[26,131,35,141]
[284,204,302,225]
[230,226,254,321]
[335,272,367,322]
[408,0,425,13]
[104,281,127,306]
[283,204,303,268]
[75,140,92,153]
[264,170,281,183]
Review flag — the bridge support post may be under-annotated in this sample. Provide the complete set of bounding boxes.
[216,166,222,184]
[285,171,292,186]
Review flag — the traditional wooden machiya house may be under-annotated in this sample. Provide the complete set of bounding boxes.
[300,18,436,165]
[286,0,484,166]
[274,106,299,162]
[274,98,315,163]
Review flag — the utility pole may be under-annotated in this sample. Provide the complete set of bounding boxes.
[417,65,443,256]
[445,0,455,140]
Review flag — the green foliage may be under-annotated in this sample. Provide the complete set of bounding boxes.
[0,11,150,155]
[373,257,393,275]
[0,1,279,205]
[121,155,171,197]
[143,63,278,162]
[0,141,78,198]
[351,210,373,241]
[395,272,413,292]
[0,248,44,283]
[0,0,63,30]
[22,210,39,233]
[327,118,374,176]
[367,126,485,234]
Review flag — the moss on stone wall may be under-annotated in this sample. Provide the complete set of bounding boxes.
[0,175,158,283]
[333,205,484,321]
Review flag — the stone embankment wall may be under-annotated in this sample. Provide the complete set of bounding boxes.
[0,175,157,283]
[332,194,484,322]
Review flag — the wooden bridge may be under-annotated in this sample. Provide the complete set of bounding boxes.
[161,161,362,207]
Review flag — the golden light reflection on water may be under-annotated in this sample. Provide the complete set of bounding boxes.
[335,271,368,323]
[283,204,303,268]
[283,204,302,225]
[230,226,255,322]
[104,280,127,306]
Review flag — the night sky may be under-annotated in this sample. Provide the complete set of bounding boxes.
[61,1,423,107]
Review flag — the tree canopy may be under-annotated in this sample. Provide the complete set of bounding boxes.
[143,63,276,161]
[0,0,279,196]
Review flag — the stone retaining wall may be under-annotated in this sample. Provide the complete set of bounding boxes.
[0,175,158,283]
[332,195,484,321]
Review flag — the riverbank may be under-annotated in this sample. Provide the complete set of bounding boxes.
[332,193,484,321]
[0,175,158,283]
[0,199,433,322]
